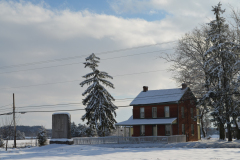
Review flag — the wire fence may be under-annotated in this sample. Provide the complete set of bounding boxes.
[73,135,186,145]
[2,139,50,148]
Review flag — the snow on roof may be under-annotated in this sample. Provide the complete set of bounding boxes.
[115,116,177,126]
[52,112,71,117]
[130,87,188,106]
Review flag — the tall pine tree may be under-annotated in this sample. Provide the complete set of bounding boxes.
[80,53,117,136]
[202,3,240,141]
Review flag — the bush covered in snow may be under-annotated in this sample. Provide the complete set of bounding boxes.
[37,127,47,146]
[71,122,115,137]
[0,138,4,147]
[16,130,25,140]
[71,122,95,137]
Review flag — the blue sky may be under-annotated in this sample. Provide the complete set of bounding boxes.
[14,0,167,21]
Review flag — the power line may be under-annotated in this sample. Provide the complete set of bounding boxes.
[0,49,173,75]
[0,88,205,111]
[16,102,82,109]
[0,104,12,109]
[0,92,185,112]
[1,92,240,116]
[0,41,177,70]
[0,103,82,112]
[0,105,131,115]
[0,69,166,90]
[0,88,210,112]
[1,88,239,112]
[0,90,201,112]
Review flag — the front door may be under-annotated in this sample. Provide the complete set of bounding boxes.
[153,125,157,136]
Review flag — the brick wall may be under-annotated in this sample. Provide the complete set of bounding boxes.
[133,104,179,119]
[178,92,198,141]
[172,124,178,135]
[132,125,140,137]
[133,107,140,119]
[158,125,165,136]
[145,125,153,136]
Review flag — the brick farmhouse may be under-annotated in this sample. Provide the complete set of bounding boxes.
[116,84,200,141]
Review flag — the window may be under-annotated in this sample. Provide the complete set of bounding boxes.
[191,108,194,118]
[182,124,185,134]
[140,107,145,118]
[191,124,194,136]
[140,125,145,136]
[165,125,171,135]
[152,107,157,118]
[164,106,170,117]
[181,107,184,118]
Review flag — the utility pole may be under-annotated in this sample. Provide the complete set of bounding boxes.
[13,93,16,148]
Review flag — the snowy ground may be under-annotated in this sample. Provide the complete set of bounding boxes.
[1,136,240,160]
[4,139,49,148]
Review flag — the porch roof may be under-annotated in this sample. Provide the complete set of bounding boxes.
[115,116,177,126]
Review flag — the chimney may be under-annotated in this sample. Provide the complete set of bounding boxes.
[143,86,148,92]
[182,83,187,90]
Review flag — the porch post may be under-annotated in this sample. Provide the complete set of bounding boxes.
[156,125,157,136]
[117,126,119,137]
[124,126,126,137]
[129,127,130,137]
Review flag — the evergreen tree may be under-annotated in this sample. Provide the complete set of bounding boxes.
[202,3,240,141]
[37,127,47,146]
[71,122,95,137]
[71,122,78,137]
[80,53,117,136]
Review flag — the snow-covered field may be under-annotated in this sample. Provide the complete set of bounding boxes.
[4,139,48,148]
[1,136,240,160]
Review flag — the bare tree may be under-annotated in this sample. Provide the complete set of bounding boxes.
[162,26,211,138]
[227,5,240,140]
[0,117,14,151]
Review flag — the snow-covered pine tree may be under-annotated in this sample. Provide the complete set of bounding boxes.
[202,3,240,141]
[37,127,47,146]
[80,53,117,136]
[71,122,78,137]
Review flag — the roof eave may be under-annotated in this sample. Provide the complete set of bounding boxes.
[130,101,179,106]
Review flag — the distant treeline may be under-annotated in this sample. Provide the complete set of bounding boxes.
[17,126,52,137]
[1,125,52,137]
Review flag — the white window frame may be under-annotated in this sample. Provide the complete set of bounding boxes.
[191,124,194,136]
[165,124,171,136]
[181,107,184,118]
[182,124,185,135]
[164,106,170,117]
[140,107,145,118]
[140,125,145,136]
[152,107,157,118]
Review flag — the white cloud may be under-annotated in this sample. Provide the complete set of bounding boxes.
[0,0,238,128]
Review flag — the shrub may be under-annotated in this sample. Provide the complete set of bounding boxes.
[37,128,47,146]
[0,138,4,147]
